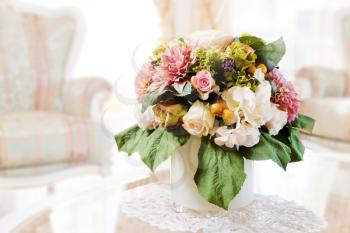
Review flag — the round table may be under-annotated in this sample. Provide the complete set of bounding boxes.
[116,172,327,233]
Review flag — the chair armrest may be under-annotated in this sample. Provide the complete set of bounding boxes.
[295,66,348,99]
[300,97,350,141]
[62,77,112,121]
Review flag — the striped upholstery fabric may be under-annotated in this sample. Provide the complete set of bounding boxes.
[0,111,112,169]
[0,5,113,172]
[0,5,113,171]
[62,78,112,119]
[0,5,75,114]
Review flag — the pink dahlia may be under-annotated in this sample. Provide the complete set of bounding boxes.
[160,44,194,85]
[135,62,155,102]
[148,67,172,93]
[268,68,300,122]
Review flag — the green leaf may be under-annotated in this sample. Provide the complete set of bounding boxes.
[256,37,286,70]
[141,90,176,113]
[291,114,315,133]
[115,125,189,171]
[288,127,305,162]
[139,127,190,171]
[274,125,305,163]
[242,131,291,170]
[239,36,266,50]
[115,125,152,155]
[176,82,192,97]
[194,137,246,210]
[141,91,164,113]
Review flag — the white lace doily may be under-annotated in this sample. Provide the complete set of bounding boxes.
[120,184,327,233]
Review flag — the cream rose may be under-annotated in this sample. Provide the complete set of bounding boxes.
[182,101,215,137]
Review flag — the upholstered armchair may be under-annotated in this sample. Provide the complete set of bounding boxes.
[294,9,350,142]
[294,67,350,141]
[0,3,113,188]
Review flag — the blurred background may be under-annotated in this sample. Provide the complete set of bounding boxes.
[0,0,350,232]
[12,0,350,93]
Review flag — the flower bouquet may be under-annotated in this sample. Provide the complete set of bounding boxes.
[115,30,315,210]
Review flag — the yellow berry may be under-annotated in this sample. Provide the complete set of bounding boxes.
[222,109,234,123]
[247,65,256,74]
[257,64,267,74]
[210,103,223,114]
[217,99,228,109]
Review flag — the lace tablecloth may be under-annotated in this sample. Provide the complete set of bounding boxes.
[117,183,327,233]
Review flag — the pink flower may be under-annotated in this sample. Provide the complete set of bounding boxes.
[191,70,218,100]
[268,68,300,122]
[135,62,155,102]
[192,70,213,92]
[160,44,194,84]
[148,67,172,93]
[268,68,286,87]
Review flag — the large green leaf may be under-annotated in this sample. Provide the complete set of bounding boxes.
[139,127,190,171]
[291,114,315,133]
[288,127,305,162]
[239,36,266,50]
[256,37,286,70]
[194,137,246,210]
[115,125,189,171]
[115,125,152,155]
[242,131,291,170]
[274,125,305,163]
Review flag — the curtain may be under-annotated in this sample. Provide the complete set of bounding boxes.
[153,0,232,41]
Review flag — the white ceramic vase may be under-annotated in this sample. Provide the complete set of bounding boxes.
[171,137,254,211]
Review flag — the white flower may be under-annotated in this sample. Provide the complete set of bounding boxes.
[182,101,215,137]
[249,81,274,126]
[221,87,253,127]
[222,86,267,128]
[214,125,260,148]
[214,127,235,148]
[222,86,256,112]
[255,79,271,103]
[221,82,275,128]
[186,30,234,49]
[137,106,158,129]
[254,68,265,82]
[266,104,288,135]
